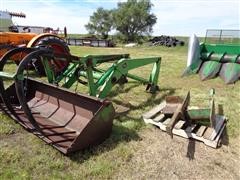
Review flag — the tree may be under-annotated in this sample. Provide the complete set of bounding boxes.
[113,0,157,42]
[85,8,112,39]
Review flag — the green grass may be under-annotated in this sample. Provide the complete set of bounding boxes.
[0,44,239,179]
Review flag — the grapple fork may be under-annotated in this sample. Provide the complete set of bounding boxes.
[0,48,115,154]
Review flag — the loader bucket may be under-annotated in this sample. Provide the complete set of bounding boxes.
[0,78,115,154]
[0,47,115,154]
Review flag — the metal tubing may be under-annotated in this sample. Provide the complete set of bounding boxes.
[15,49,52,133]
[0,47,34,126]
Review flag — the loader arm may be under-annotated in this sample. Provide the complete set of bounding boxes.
[94,57,161,98]
[43,54,161,99]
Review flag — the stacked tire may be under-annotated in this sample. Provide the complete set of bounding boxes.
[150,35,185,47]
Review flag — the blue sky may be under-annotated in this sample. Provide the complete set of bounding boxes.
[1,0,239,36]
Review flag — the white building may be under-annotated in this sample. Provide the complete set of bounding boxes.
[0,10,13,32]
[0,10,53,34]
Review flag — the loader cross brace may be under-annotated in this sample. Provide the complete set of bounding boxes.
[41,50,161,98]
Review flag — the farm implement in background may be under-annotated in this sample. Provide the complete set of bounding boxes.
[183,29,240,84]
[0,33,71,76]
[0,45,161,154]
[0,10,69,75]
[143,90,227,148]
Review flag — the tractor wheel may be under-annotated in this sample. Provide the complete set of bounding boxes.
[0,44,16,58]
[0,44,29,64]
[28,34,70,76]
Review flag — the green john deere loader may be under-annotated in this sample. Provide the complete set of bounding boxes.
[0,45,161,154]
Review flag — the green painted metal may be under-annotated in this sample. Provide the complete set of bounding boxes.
[93,57,161,98]
[219,63,240,84]
[202,44,240,55]
[0,48,161,99]
[149,59,161,92]
[182,61,202,76]
[201,44,240,63]
[204,53,223,62]
[60,63,80,88]
[42,57,55,83]
[187,109,210,120]
[187,109,211,126]
[0,71,25,81]
[43,54,161,98]
[86,63,97,97]
[97,68,149,83]
[0,71,16,79]
[183,29,240,84]
[79,71,103,80]
[198,61,222,80]
[77,54,130,64]
[126,73,149,84]
[200,52,212,61]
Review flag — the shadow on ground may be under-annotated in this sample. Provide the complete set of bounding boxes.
[186,139,195,160]
[112,85,176,121]
[69,83,177,162]
[69,123,140,162]
[221,128,229,146]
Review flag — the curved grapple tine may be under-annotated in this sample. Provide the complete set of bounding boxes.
[0,47,34,128]
[9,49,115,154]
[15,49,52,133]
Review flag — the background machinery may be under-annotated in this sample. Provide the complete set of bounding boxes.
[183,29,240,84]
[0,10,69,75]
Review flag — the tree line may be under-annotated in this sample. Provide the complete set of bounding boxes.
[85,0,157,43]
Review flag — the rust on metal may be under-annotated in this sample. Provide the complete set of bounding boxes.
[162,96,183,115]
[0,78,115,154]
[165,91,190,137]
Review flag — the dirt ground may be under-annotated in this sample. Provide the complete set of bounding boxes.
[114,127,240,179]
[1,46,239,179]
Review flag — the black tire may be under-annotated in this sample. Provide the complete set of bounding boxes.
[32,36,70,76]
[0,44,16,58]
